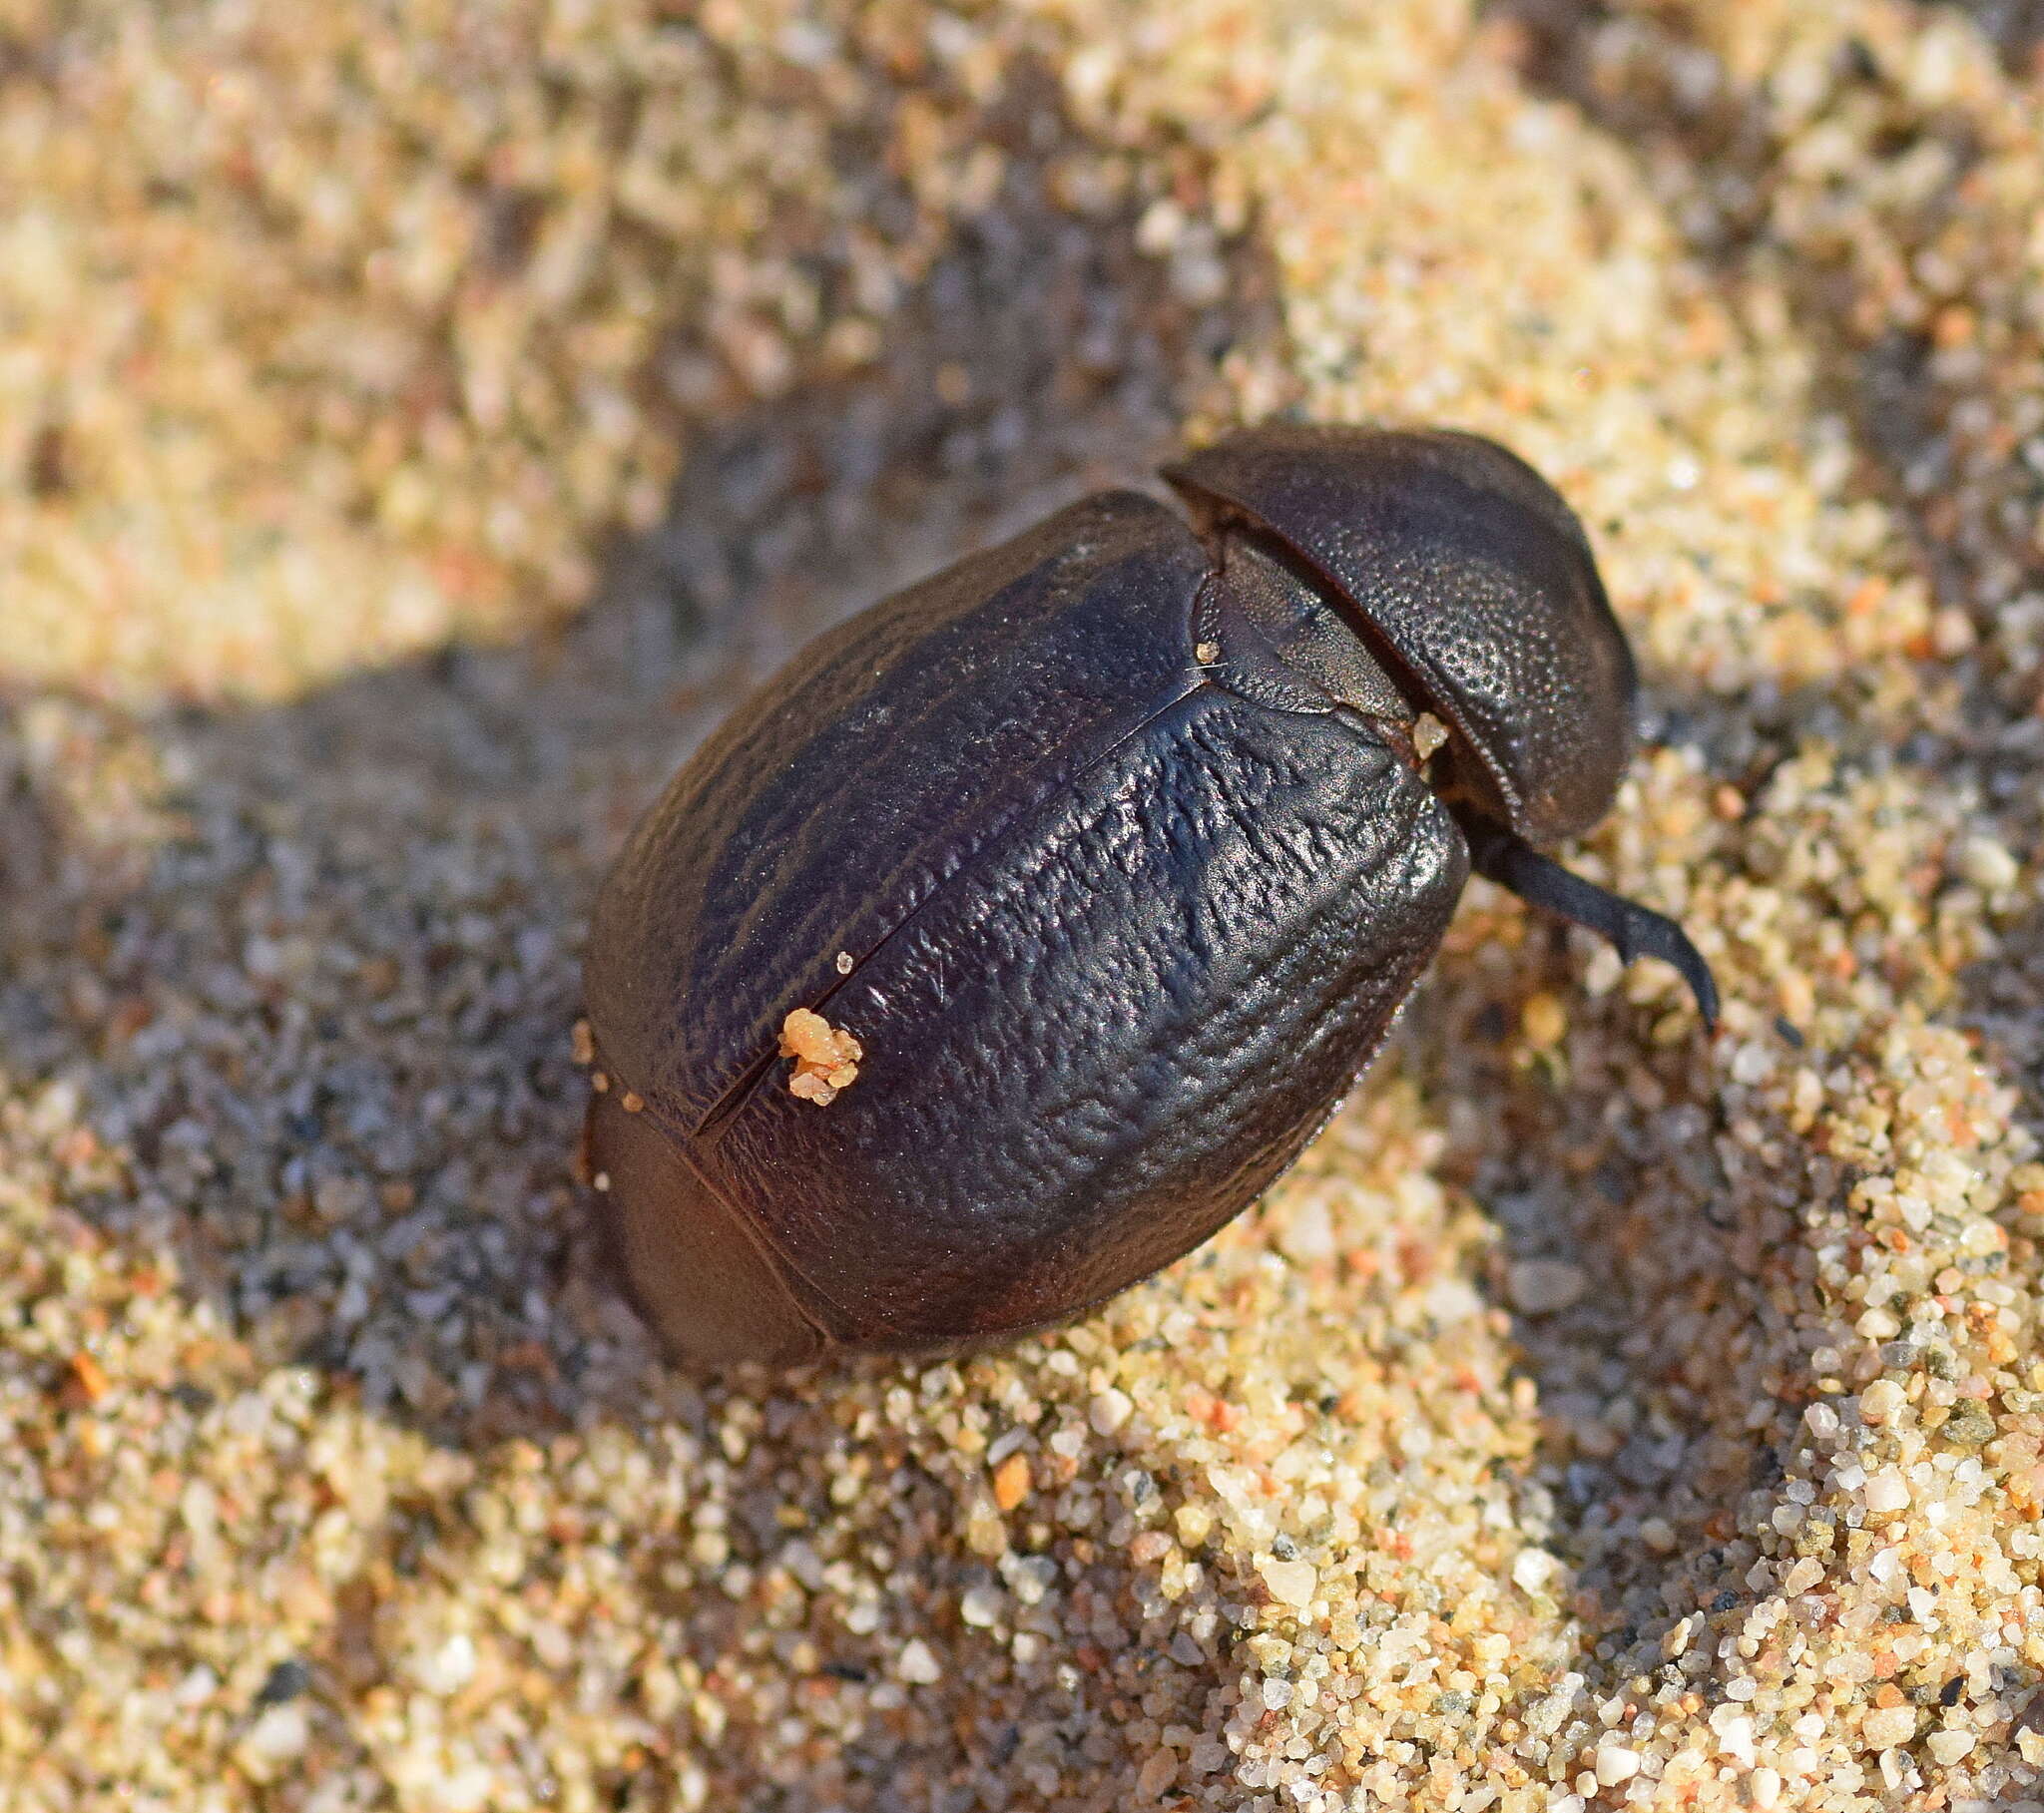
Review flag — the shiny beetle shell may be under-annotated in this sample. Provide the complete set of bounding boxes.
[582,425,1717,1365]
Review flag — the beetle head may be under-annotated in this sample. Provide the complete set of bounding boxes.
[1164,425,1637,843]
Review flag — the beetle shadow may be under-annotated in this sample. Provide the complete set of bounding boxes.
[0,40,1314,1802]
[0,55,1288,1460]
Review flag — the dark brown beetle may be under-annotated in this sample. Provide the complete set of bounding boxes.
[583,425,1717,1365]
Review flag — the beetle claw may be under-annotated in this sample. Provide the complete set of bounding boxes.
[1460,814,1720,1032]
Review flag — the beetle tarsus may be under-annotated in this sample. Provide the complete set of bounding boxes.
[1461,816,1720,1031]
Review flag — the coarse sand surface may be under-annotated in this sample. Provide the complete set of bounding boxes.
[4,3,2044,1809]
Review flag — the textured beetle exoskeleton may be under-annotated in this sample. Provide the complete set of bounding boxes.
[583,427,1717,1364]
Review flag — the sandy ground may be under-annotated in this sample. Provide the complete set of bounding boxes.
[3,2,2044,1808]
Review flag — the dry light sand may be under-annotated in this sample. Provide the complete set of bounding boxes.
[4,2,2044,1809]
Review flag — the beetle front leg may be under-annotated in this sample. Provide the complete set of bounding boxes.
[1458,814,1720,1031]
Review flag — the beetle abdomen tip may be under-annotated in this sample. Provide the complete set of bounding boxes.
[585,1080,824,1366]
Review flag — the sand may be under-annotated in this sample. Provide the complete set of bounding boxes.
[2,1,2043,1808]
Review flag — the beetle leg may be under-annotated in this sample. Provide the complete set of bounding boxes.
[1458,814,1720,1031]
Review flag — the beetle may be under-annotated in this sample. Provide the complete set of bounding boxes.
[581,424,1718,1366]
